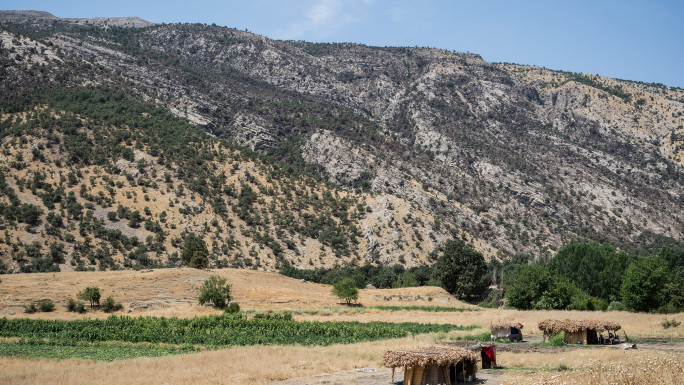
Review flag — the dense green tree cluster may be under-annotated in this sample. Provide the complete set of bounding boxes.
[501,241,684,313]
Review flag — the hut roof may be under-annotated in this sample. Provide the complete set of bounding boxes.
[382,346,477,368]
[490,322,523,331]
[538,319,621,334]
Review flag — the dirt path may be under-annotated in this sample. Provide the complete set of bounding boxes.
[274,339,684,385]
[274,367,504,385]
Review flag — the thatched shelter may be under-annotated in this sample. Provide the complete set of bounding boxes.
[490,322,523,341]
[538,319,622,345]
[382,346,478,384]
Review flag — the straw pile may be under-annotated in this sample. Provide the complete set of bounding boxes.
[538,319,621,334]
[490,322,523,331]
[382,346,477,368]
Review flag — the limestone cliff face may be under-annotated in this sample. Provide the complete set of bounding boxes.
[1,12,682,263]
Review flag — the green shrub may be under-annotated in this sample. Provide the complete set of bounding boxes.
[224,302,240,314]
[76,301,86,313]
[66,298,77,312]
[24,303,37,314]
[101,297,123,313]
[37,299,55,312]
[661,318,682,329]
[607,301,625,311]
[548,333,565,346]
[198,275,232,309]
[654,304,681,314]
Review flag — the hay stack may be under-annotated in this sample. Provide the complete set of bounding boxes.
[382,346,477,368]
[538,319,621,334]
[490,322,522,331]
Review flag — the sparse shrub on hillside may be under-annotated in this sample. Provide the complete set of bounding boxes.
[660,318,681,329]
[198,275,232,309]
[23,303,37,314]
[77,287,101,308]
[101,296,123,312]
[332,278,359,305]
[65,297,87,313]
[37,299,55,312]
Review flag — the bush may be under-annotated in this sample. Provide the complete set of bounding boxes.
[224,302,240,314]
[101,296,123,312]
[607,301,626,311]
[198,275,232,309]
[654,303,681,314]
[332,278,359,305]
[75,302,86,313]
[37,299,55,312]
[24,303,37,314]
[77,287,101,308]
[661,318,682,329]
[66,298,78,312]
[548,333,565,346]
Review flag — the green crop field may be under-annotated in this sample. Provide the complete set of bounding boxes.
[0,314,477,360]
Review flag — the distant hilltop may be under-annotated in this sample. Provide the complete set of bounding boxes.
[0,10,154,28]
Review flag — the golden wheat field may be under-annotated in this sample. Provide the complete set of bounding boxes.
[0,268,682,384]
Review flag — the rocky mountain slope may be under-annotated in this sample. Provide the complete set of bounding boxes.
[0,11,682,272]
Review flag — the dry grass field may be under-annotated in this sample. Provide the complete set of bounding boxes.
[0,268,682,384]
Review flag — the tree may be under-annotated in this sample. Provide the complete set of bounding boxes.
[181,233,209,268]
[332,278,359,305]
[394,271,419,288]
[548,241,630,301]
[621,257,670,312]
[431,239,489,299]
[198,275,232,309]
[77,287,101,308]
[503,264,552,310]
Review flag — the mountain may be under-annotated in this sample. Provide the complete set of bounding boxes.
[0,11,682,273]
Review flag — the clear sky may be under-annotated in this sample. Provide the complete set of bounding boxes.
[3,0,683,87]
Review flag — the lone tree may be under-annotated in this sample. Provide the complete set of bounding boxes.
[332,278,359,305]
[181,233,209,269]
[431,239,489,300]
[198,275,232,309]
[77,287,101,308]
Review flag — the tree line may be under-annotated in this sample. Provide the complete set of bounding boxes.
[282,239,684,313]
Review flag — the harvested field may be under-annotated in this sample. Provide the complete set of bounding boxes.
[0,268,682,384]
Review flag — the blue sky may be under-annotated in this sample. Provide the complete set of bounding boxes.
[4,0,683,87]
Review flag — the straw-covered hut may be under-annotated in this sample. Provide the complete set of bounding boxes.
[382,346,478,384]
[538,319,622,345]
[490,322,523,341]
